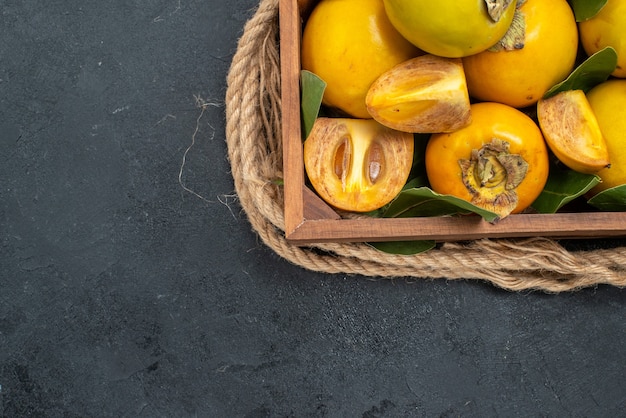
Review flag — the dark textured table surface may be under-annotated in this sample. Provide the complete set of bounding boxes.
[1,1,625,416]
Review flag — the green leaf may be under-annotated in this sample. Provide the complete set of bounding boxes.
[531,167,600,213]
[381,187,500,223]
[544,47,617,98]
[569,0,607,22]
[587,185,626,211]
[364,176,430,218]
[300,70,326,140]
[402,176,429,190]
[368,240,436,255]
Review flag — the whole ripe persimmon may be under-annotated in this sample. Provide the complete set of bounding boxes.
[462,0,579,108]
[382,0,517,58]
[579,0,626,78]
[586,79,626,195]
[301,0,420,119]
[425,102,549,218]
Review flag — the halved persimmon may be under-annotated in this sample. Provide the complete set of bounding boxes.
[365,54,472,133]
[537,90,610,174]
[303,118,414,212]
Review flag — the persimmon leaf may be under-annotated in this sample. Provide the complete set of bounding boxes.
[531,166,600,213]
[368,240,436,255]
[569,0,607,22]
[380,187,500,223]
[544,47,617,98]
[300,70,326,140]
[587,185,626,211]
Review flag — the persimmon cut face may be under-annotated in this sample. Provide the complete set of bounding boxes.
[303,118,414,212]
[366,54,472,133]
[537,90,610,174]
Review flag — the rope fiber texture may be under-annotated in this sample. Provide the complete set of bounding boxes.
[225,0,626,292]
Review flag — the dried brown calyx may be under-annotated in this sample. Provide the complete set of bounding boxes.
[458,138,528,217]
[485,0,515,22]
[489,0,526,51]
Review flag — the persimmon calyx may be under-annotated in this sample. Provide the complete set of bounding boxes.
[458,138,528,217]
[485,0,515,22]
[489,4,526,51]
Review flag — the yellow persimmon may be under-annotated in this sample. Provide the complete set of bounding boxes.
[579,0,626,78]
[382,0,517,58]
[462,0,579,108]
[587,79,626,195]
[301,0,420,119]
[425,102,549,218]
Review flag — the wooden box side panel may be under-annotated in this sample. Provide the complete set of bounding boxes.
[285,212,626,244]
[280,0,306,236]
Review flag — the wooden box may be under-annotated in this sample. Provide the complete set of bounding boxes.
[279,0,626,244]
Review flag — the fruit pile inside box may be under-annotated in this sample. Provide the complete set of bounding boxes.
[281,0,626,250]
